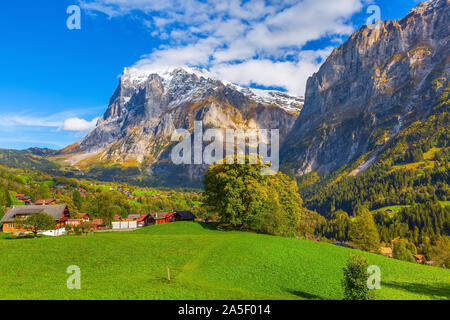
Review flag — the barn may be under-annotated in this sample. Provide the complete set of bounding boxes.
[173,211,196,221]
[149,212,175,224]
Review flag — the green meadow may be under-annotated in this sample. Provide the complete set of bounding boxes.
[0,222,448,300]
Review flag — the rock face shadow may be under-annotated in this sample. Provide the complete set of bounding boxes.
[383,281,450,300]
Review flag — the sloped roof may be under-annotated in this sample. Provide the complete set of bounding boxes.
[150,212,174,219]
[126,214,150,221]
[175,211,196,220]
[127,214,142,220]
[91,219,104,225]
[35,199,56,205]
[77,213,90,219]
[1,205,67,223]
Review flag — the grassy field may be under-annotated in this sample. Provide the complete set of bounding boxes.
[440,201,450,207]
[372,202,449,216]
[372,205,410,215]
[8,191,24,206]
[0,222,449,300]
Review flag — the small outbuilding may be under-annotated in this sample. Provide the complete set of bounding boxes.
[173,211,196,221]
[91,219,107,230]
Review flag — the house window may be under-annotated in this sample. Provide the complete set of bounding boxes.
[8,223,14,228]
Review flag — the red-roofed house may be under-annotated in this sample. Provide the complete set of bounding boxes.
[150,212,174,225]
[414,254,424,264]
[91,219,107,230]
[77,213,90,222]
[35,198,56,205]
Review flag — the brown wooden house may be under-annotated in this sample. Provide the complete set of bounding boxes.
[1,205,70,233]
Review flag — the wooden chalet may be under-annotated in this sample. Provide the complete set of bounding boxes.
[77,213,90,222]
[1,205,70,233]
[414,254,424,264]
[66,219,83,226]
[91,219,107,230]
[126,214,153,227]
[149,212,174,225]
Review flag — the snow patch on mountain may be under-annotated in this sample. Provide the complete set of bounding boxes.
[121,66,303,113]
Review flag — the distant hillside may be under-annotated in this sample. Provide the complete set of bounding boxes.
[296,86,449,216]
[24,147,56,157]
[0,149,61,174]
[277,0,450,217]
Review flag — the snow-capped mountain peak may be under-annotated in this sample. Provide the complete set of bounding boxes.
[120,66,303,113]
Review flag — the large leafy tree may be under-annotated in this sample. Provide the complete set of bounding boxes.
[430,236,450,268]
[204,156,269,228]
[95,191,125,226]
[393,240,416,263]
[203,155,308,236]
[14,212,56,238]
[72,190,83,211]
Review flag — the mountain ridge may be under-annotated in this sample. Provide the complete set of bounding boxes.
[281,0,449,176]
[52,66,304,185]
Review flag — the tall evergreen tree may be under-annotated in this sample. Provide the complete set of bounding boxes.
[349,207,380,252]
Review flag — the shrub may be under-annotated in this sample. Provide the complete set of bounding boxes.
[393,240,416,263]
[342,254,374,300]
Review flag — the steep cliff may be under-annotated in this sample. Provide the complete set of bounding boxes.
[282,0,449,176]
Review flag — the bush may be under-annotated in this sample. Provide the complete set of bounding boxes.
[430,236,450,268]
[393,240,416,263]
[342,254,374,300]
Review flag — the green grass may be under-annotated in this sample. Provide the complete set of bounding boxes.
[127,199,142,206]
[439,201,450,207]
[373,202,449,217]
[8,191,24,206]
[0,222,448,300]
[132,189,153,196]
[16,175,29,184]
[372,205,410,217]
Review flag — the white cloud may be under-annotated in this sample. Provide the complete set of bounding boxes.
[212,48,334,95]
[80,0,366,95]
[62,117,99,132]
[1,115,61,128]
[0,111,100,133]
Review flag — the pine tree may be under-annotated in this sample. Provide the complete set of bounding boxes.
[349,206,380,252]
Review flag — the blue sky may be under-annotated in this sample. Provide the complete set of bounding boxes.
[0,0,419,150]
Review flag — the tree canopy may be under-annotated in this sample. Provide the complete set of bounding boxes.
[203,155,312,237]
[14,212,56,238]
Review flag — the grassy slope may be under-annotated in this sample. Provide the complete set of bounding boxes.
[0,222,448,300]
[8,191,24,206]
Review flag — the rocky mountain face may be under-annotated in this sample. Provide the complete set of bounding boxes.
[56,67,303,185]
[282,0,449,176]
